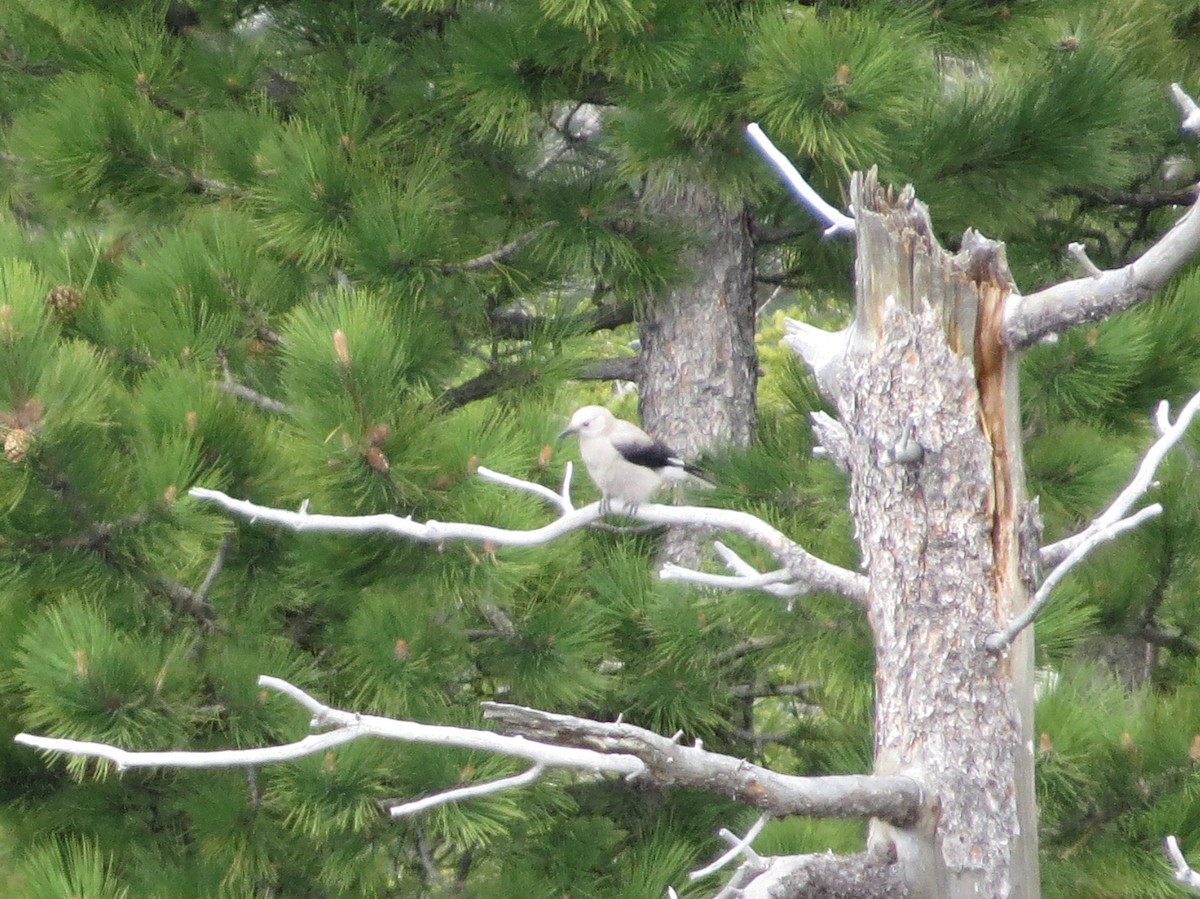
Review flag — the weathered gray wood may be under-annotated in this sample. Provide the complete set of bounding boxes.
[823,170,1040,899]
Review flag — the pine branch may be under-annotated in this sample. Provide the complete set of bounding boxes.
[1132,542,1196,657]
[27,510,152,551]
[217,380,291,414]
[196,534,232,602]
[21,453,223,629]
[729,683,819,699]
[751,225,813,246]
[755,268,809,287]
[218,346,290,413]
[734,728,816,746]
[436,355,634,412]
[1135,621,1197,656]
[1059,185,1199,211]
[714,637,780,665]
[486,299,636,340]
[147,154,250,199]
[437,365,536,411]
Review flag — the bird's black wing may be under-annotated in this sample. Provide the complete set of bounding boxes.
[614,439,714,483]
[612,439,681,471]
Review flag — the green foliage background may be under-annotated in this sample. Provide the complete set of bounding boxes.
[0,0,1199,895]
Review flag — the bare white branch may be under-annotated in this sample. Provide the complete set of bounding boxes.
[713,541,805,603]
[260,674,335,719]
[746,124,855,237]
[784,320,853,396]
[14,723,376,771]
[1165,835,1200,892]
[1005,85,1200,348]
[189,485,601,547]
[1040,389,1200,568]
[1066,241,1103,278]
[189,475,869,607]
[387,764,546,817]
[659,562,796,592]
[989,379,1200,651]
[1171,83,1200,135]
[16,676,645,779]
[986,505,1161,653]
[690,813,770,880]
[477,464,575,514]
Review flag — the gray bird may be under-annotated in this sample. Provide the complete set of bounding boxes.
[558,405,707,513]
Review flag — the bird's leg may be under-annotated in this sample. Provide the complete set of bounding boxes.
[599,496,612,516]
[621,500,639,517]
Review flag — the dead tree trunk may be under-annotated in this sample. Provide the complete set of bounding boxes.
[638,179,758,565]
[801,171,1041,898]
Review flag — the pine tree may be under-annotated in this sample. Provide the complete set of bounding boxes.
[1,1,1200,897]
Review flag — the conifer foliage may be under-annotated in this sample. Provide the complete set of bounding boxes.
[2,1,1200,896]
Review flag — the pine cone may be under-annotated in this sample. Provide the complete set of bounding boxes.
[46,285,83,320]
[4,428,32,463]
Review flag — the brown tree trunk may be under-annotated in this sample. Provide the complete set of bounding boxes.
[637,180,758,565]
[830,172,1040,898]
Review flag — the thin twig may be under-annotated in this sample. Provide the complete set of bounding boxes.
[196,534,232,602]
[218,380,291,414]
[745,124,855,237]
[1040,389,1200,568]
[1066,242,1103,278]
[1171,83,1200,134]
[986,506,1160,653]
[659,563,796,591]
[442,223,554,274]
[1165,836,1200,892]
[690,813,770,880]
[388,764,545,817]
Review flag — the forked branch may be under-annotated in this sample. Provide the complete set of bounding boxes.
[482,703,921,825]
[988,389,1200,652]
[1004,84,1200,349]
[15,675,920,831]
[187,465,868,607]
[14,676,641,818]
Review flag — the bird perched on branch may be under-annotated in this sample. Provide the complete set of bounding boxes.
[558,405,709,513]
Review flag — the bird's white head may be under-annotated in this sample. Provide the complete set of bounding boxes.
[558,405,615,440]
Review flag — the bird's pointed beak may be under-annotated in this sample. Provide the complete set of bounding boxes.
[557,425,576,440]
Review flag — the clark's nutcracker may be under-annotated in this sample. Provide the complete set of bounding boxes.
[558,405,707,511]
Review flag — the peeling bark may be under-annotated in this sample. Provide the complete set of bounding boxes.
[760,846,911,899]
